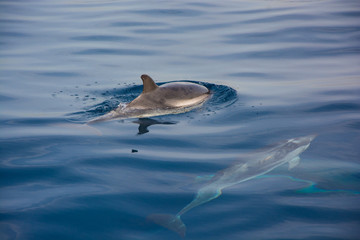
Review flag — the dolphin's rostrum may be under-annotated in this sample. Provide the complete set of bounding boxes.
[89,74,210,123]
[148,135,316,237]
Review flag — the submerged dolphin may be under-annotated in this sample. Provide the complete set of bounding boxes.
[88,75,210,123]
[148,135,316,237]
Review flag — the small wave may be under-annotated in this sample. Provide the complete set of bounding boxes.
[203,81,238,110]
[307,103,360,112]
[73,48,158,56]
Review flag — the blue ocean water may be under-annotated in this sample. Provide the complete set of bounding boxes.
[1,0,360,239]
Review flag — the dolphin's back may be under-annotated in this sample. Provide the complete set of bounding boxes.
[128,82,210,109]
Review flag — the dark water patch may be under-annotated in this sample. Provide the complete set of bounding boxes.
[0,117,66,127]
[0,94,15,102]
[242,13,319,24]
[350,32,360,41]
[50,0,120,8]
[0,135,102,168]
[71,35,132,42]
[310,26,360,34]
[0,31,30,38]
[346,121,360,130]
[224,7,289,15]
[227,72,272,78]
[225,31,331,45]
[27,192,188,240]
[225,26,360,44]
[74,48,157,56]
[111,21,166,27]
[186,2,219,8]
[133,22,231,34]
[0,18,35,25]
[37,71,82,77]
[179,22,231,31]
[131,8,204,17]
[287,238,357,240]
[225,26,360,45]
[0,166,86,187]
[177,22,232,32]
[132,27,184,34]
[307,103,360,113]
[37,207,142,238]
[282,205,360,222]
[190,194,281,232]
[332,11,360,17]
[0,223,18,240]
[319,88,360,97]
[80,155,221,174]
[213,47,360,60]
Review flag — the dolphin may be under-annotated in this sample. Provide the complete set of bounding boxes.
[88,74,210,123]
[148,135,316,237]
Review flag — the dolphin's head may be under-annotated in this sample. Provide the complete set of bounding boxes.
[290,134,317,144]
[284,134,316,159]
[288,134,316,148]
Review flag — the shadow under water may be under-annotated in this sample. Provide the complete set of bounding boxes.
[133,118,177,135]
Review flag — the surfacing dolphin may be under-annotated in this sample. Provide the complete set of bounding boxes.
[148,135,316,237]
[88,74,210,124]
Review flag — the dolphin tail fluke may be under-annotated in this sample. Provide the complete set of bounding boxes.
[147,214,186,237]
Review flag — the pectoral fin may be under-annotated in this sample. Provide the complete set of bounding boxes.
[288,156,301,170]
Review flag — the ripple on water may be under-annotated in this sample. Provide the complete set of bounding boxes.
[307,102,360,112]
[73,48,159,56]
[71,35,133,42]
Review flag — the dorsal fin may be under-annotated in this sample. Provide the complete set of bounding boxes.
[140,74,158,93]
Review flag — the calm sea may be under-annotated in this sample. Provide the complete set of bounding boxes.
[1,0,359,239]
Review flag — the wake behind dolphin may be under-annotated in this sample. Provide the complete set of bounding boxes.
[148,135,316,237]
[88,75,210,123]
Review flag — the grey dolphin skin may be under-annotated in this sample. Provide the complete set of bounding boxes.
[148,135,316,237]
[88,74,210,123]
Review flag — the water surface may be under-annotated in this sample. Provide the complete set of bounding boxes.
[1,0,359,239]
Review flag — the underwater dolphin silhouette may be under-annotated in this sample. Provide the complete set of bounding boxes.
[148,135,316,237]
[88,74,210,123]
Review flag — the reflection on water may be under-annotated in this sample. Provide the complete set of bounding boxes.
[133,118,177,135]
